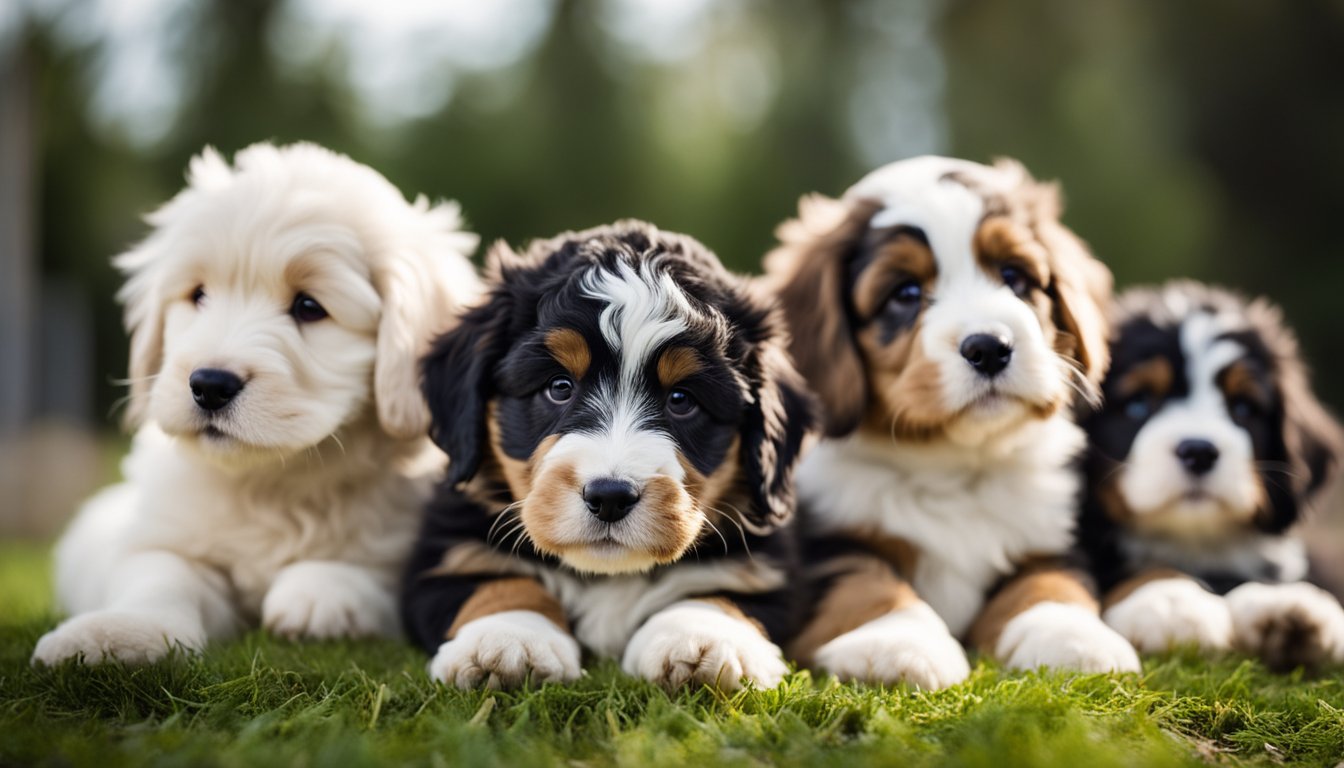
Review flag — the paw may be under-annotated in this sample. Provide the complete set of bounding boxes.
[813,603,969,690]
[31,611,202,666]
[429,610,582,689]
[1102,579,1233,653]
[1226,582,1344,671]
[262,561,398,640]
[997,602,1141,673]
[622,601,787,691]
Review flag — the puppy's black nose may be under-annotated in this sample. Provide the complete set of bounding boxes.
[960,334,1013,377]
[189,368,244,412]
[583,478,640,523]
[1176,439,1219,476]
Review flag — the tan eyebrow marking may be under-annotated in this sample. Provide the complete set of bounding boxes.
[1219,359,1270,407]
[973,216,1049,288]
[852,235,937,319]
[657,346,704,387]
[1114,357,1173,401]
[545,328,590,379]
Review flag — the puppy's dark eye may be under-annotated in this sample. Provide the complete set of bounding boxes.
[1000,265,1034,298]
[1228,397,1259,423]
[887,281,922,307]
[546,375,575,405]
[191,286,206,306]
[667,388,699,418]
[290,292,328,323]
[1123,394,1153,421]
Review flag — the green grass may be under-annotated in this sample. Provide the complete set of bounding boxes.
[3,541,1343,767]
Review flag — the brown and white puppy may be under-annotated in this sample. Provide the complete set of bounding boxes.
[1082,282,1344,671]
[33,143,480,666]
[766,156,1139,688]
[402,220,815,690]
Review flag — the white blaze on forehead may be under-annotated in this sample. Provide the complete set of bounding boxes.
[1181,310,1248,395]
[581,259,693,387]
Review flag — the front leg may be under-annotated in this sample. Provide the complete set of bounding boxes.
[623,599,788,691]
[1226,581,1344,671]
[408,570,580,689]
[790,557,968,690]
[33,550,238,666]
[970,563,1140,673]
[1101,568,1233,653]
[262,560,400,640]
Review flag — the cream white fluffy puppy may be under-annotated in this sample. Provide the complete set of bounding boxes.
[32,142,481,666]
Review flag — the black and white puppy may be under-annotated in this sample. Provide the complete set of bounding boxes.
[403,220,815,690]
[1082,281,1344,670]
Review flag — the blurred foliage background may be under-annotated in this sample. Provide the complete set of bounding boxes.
[1,0,1343,538]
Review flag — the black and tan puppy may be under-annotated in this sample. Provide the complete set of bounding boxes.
[766,156,1139,689]
[1081,281,1344,671]
[402,220,814,690]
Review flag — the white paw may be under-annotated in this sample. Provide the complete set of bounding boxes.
[1102,579,1233,653]
[813,603,970,690]
[1226,582,1344,670]
[429,610,582,689]
[31,611,203,666]
[262,561,398,640]
[622,600,787,691]
[997,602,1141,673]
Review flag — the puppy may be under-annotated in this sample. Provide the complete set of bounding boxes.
[1081,281,1344,671]
[766,156,1140,688]
[32,143,481,665]
[402,220,814,690]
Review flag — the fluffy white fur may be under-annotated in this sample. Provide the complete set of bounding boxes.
[996,602,1141,673]
[429,610,583,689]
[622,600,788,690]
[1102,578,1234,653]
[812,602,970,690]
[799,419,1083,639]
[32,143,480,667]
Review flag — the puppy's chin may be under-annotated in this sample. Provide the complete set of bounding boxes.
[1122,488,1257,539]
[941,394,1044,447]
[553,543,666,575]
[172,425,306,472]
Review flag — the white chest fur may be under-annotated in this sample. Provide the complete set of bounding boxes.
[107,425,438,615]
[798,416,1085,637]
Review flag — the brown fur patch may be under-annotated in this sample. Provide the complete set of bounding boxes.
[1101,568,1191,611]
[545,328,591,379]
[1114,357,1174,403]
[789,556,921,665]
[447,577,569,638]
[968,565,1099,654]
[1218,360,1270,411]
[679,436,742,537]
[521,462,582,556]
[763,194,883,436]
[657,346,704,388]
[851,235,937,319]
[638,474,702,562]
[973,217,1050,290]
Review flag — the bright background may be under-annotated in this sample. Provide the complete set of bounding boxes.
[1,0,1342,545]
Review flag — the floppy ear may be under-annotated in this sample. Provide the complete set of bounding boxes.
[1264,302,1344,514]
[421,243,516,486]
[738,312,820,532]
[1038,198,1114,394]
[113,239,167,429]
[763,194,879,436]
[373,199,482,440]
